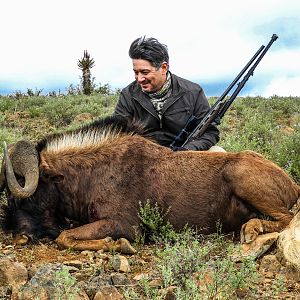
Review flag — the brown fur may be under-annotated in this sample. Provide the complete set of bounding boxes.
[36,134,300,250]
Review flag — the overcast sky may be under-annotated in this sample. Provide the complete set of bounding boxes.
[1,0,300,97]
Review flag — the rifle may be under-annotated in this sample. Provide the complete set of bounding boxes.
[170,34,278,149]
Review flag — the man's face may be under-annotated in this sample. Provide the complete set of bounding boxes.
[132,59,168,93]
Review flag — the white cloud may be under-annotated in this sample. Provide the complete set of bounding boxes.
[260,76,300,97]
[1,0,300,96]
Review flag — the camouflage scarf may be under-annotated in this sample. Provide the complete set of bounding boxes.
[147,72,172,119]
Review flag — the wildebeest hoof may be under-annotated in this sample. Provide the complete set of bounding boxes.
[118,238,136,255]
[14,234,30,245]
[103,236,113,242]
[240,219,264,243]
[241,232,279,259]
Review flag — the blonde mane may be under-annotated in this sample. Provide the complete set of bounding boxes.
[45,126,130,153]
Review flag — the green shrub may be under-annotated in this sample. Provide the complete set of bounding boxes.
[138,200,176,243]
[54,266,79,300]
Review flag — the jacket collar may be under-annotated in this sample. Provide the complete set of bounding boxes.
[132,72,186,116]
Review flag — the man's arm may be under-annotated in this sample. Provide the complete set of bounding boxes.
[113,92,133,119]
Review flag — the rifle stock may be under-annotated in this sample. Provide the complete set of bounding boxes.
[170,34,278,149]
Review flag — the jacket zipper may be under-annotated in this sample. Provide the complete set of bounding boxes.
[132,96,160,120]
[133,91,185,129]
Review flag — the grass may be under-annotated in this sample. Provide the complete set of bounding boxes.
[217,96,300,181]
[54,266,79,300]
[123,202,288,299]
[0,93,299,298]
[1,94,298,181]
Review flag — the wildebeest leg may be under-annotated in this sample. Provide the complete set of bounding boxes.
[55,220,136,254]
[225,155,299,243]
[240,215,293,243]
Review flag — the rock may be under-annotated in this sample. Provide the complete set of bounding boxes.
[63,260,84,270]
[110,255,131,273]
[94,286,124,300]
[81,250,96,261]
[95,251,110,261]
[73,113,94,124]
[0,257,28,299]
[110,272,130,286]
[79,274,112,299]
[17,263,88,300]
[133,273,148,281]
[259,255,282,278]
[277,210,300,270]
[277,264,300,282]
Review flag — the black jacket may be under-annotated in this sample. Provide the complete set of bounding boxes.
[114,73,220,150]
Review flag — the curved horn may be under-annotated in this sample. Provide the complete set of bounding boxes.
[0,157,5,192]
[4,140,39,198]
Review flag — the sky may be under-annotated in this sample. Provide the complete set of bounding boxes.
[1,0,300,97]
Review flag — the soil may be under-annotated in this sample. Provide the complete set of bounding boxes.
[1,229,300,299]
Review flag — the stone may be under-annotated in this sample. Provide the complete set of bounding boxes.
[94,286,124,300]
[17,263,88,300]
[277,210,300,271]
[110,272,130,286]
[133,273,148,281]
[79,274,112,299]
[73,113,94,124]
[81,250,96,261]
[110,255,130,273]
[63,260,84,270]
[0,257,28,299]
[259,255,282,278]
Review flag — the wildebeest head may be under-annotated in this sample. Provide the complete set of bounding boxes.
[0,115,146,244]
[0,140,65,243]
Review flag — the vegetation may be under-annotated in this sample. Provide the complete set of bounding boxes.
[77,50,95,95]
[54,266,79,300]
[0,93,299,298]
[0,94,298,181]
[218,96,300,181]
[123,202,287,299]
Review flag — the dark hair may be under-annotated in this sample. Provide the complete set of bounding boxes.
[129,36,169,69]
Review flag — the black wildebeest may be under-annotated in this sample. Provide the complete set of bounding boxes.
[0,116,299,253]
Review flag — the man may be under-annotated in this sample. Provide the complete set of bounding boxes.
[114,36,221,151]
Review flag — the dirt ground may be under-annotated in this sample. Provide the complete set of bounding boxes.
[1,229,300,299]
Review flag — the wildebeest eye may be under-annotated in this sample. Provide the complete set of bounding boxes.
[40,169,64,183]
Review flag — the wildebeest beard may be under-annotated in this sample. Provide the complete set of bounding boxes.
[0,178,70,242]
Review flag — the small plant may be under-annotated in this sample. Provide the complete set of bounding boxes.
[203,248,259,299]
[53,266,79,300]
[138,200,176,242]
[93,82,112,95]
[27,88,43,97]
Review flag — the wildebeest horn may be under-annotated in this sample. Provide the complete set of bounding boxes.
[3,140,39,198]
[0,157,5,192]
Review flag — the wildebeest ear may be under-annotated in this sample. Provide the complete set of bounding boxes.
[41,169,64,183]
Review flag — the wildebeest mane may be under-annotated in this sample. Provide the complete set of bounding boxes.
[36,115,146,153]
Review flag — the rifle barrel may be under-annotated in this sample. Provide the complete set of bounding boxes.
[173,34,278,149]
[218,34,278,119]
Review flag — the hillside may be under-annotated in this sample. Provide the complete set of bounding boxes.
[0,94,299,299]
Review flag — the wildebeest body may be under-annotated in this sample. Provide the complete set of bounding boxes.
[1,116,299,251]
